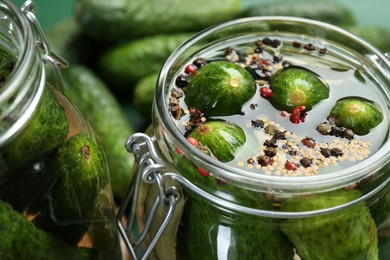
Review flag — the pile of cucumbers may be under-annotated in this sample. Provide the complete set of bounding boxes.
[43,0,390,203]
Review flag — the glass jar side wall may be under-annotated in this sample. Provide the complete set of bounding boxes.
[147,17,390,259]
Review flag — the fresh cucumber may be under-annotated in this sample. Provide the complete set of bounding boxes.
[61,65,135,200]
[98,33,192,93]
[182,196,294,259]
[184,61,256,117]
[269,67,330,113]
[32,132,105,245]
[0,199,96,259]
[328,97,383,135]
[133,73,159,119]
[74,0,242,41]
[347,26,390,53]
[1,87,69,177]
[171,150,294,259]
[243,1,356,27]
[281,189,378,259]
[188,120,246,162]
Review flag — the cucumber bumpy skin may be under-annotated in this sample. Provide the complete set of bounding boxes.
[74,0,242,41]
[62,65,135,200]
[1,87,69,176]
[281,189,378,259]
[188,120,246,162]
[269,67,330,112]
[0,199,96,259]
[32,132,106,245]
[184,61,256,117]
[328,97,383,135]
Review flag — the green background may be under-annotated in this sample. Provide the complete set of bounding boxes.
[12,0,390,30]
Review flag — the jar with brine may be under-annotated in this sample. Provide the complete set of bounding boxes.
[118,17,390,260]
[0,1,121,259]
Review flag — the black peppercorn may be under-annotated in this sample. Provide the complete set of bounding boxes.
[264,148,277,157]
[271,39,281,48]
[254,46,263,54]
[304,43,315,51]
[175,74,189,88]
[319,48,328,55]
[258,155,272,166]
[320,147,332,158]
[262,37,273,46]
[251,119,264,128]
[300,157,312,168]
[331,148,344,157]
[264,139,278,148]
[273,130,286,140]
[192,58,206,68]
[330,126,345,137]
[292,41,301,48]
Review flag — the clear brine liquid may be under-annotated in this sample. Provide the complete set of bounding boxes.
[168,34,390,176]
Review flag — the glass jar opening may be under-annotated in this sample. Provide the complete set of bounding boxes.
[0,0,44,146]
[155,16,390,194]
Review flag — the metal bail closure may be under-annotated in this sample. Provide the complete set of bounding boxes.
[116,133,389,259]
[20,0,68,91]
[117,133,181,260]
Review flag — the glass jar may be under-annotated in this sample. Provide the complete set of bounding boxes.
[118,17,390,259]
[0,1,121,259]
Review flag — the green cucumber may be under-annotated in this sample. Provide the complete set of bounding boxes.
[98,33,192,92]
[184,61,256,117]
[32,132,105,245]
[188,120,245,162]
[133,73,159,118]
[172,148,293,258]
[0,199,96,259]
[269,67,329,112]
[379,234,390,260]
[61,65,135,200]
[74,0,242,41]
[182,196,294,260]
[347,26,390,53]
[2,87,69,176]
[328,97,383,135]
[243,2,356,28]
[281,189,378,259]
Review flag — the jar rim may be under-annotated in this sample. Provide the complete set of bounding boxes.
[1,0,36,91]
[156,16,390,193]
[0,0,43,146]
